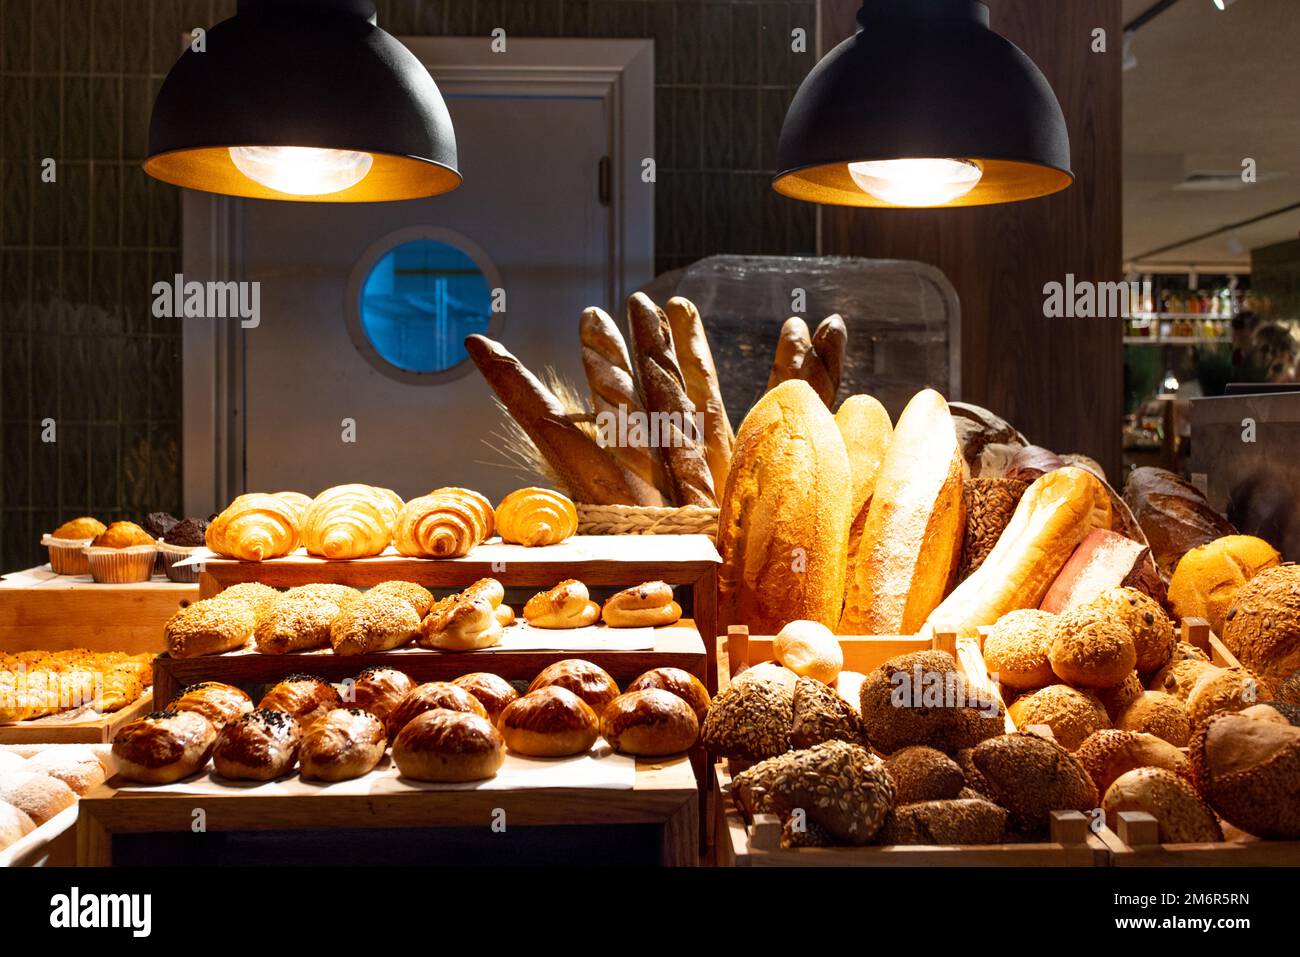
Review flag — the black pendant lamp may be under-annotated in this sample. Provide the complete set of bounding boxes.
[144,0,459,202]
[774,0,1072,208]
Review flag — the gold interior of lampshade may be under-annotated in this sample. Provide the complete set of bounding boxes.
[773,158,1074,208]
[144,146,461,202]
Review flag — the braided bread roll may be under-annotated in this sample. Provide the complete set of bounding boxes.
[429,487,494,542]
[206,493,301,562]
[495,487,578,547]
[302,484,403,560]
[395,493,482,558]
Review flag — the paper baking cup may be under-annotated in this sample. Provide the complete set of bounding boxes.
[156,542,202,583]
[82,545,158,584]
[40,535,94,575]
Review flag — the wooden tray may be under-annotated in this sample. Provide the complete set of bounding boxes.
[0,566,196,654]
[76,755,700,867]
[0,692,153,744]
[152,620,707,705]
[1098,813,1300,866]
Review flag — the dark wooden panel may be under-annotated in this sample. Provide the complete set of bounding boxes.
[817,0,1123,480]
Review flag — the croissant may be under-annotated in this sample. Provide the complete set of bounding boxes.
[430,487,495,541]
[302,484,403,560]
[272,491,313,525]
[206,492,301,561]
[495,487,578,547]
[394,493,484,558]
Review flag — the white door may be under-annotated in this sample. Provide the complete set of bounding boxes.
[182,39,653,513]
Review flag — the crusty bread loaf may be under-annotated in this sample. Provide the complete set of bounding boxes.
[1123,466,1236,578]
[664,297,734,496]
[926,466,1108,638]
[1168,534,1281,636]
[834,394,893,561]
[579,306,668,505]
[627,293,716,506]
[717,380,853,633]
[810,315,847,403]
[840,389,964,635]
[765,316,841,407]
[464,333,643,505]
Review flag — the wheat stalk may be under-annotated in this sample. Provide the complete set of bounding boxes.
[475,367,595,496]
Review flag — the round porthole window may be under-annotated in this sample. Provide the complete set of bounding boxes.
[346,228,502,383]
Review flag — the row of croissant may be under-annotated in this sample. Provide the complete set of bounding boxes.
[204,484,578,562]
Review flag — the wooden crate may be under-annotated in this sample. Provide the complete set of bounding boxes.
[77,754,700,867]
[0,567,196,654]
[1097,813,1300,866]
[0,692,153,745]
[197,534,723,688]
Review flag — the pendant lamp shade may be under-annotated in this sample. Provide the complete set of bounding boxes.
[774,0,1073,208]
[144,0,460,202]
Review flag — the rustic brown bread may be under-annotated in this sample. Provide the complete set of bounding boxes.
[717,380,852,633]
[1190,710,1300,838]
[1123,466,1236,579]
[664,296,734,496]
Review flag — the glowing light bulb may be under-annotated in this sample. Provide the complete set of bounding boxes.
[1162,371,1180,394]
[229,146,373,196]
[847,158,983,207]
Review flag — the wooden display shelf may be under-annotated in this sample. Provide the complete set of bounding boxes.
[196,534,723,688]
[0,567,196,654]
[151,621,707,705]
[0,692,153,745]
[1097,813,1300,866]
[76,755,699,867]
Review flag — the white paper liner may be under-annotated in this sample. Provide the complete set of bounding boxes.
[109,745,636,795]
[217,621,657,656]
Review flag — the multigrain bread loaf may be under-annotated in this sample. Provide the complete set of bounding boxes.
[717,380,852,634]
[790,676,864,749]
[841,389,964,635]
[1007,685,1109,751]
[834,394,893,560]
[883,746,966,804]
[970,733,1098,835]
[1075,729,1190,795]
[1222,564,1300,682]
[982,608,1057,690]
[928,467,1108,638]
[1123,467,1236,578]
[878,798,1008,845]
[664,297,733,496]
[858,651,1004,755]
[1083,587,1175,674]
[1116,691,1191,746]
[627,292,716,507]
[1102,767,1223,842]
[1048,607,1137,689]
[1190,710,1300,838]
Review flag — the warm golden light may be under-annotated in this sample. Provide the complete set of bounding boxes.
[229,146,374,196]
[847,158,983,207]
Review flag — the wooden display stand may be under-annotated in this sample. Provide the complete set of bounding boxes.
[76,756,699,867]
[0,567,195,655]
[0,694,153,745]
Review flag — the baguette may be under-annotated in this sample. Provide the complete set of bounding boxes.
[464,334,642,505]
[579,306,668,504]
[839,389,965,635]
[717,380,852,633]
[834,394,893,561]
[626,293,716,507]
[926,466,1110,637]
[766,316,839,407]
[664,296,734,496]
[811,314,848,404]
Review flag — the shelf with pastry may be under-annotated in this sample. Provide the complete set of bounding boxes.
[0,742,115,865]
[79,662,707,866]
[0,651,156,744]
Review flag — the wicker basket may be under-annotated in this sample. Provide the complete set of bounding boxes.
[576,503,719,537]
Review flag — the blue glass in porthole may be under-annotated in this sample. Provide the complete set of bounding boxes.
[359,239,491,373]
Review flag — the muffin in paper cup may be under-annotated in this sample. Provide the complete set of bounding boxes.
[156,542,203,583]
[82,544,157,583]
[40,535,95,575]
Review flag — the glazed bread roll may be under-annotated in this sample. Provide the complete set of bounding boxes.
[834,394,893,560]
[627,292,717,507]
[329,590,422,655]
[164,583,279,658]
[719,379,853,633]
[499,687,599,757]
[523,580,600,629]
[528,659,620,714]
[463,577,505,609]
[298,708,387,781]
[625,667,711,722]
[0,772,77,825]
[774,620,844,684]
[392,710,505,782]
[112,710,217,784]
[301,484,402,560]
[206,492,301,561]
[350,666,414,724]
[366,580,434,617]
[926,466,1109,638]
[452,672,520,725]
[429,486,495,542]
[166,681,253,731]
[601,581,682,628]
[841,388,964,635]
[395,493,485,559]
[417,595,503,651]
[254,583,359,654]
[601,689,699,755]
[580,306,669,505]
[664,296,733,496]
[385,681,488,740]
[212,708,302,781]
[258,674,342,729]
[495,487,578,547]
[465,334,640,505]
